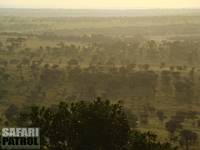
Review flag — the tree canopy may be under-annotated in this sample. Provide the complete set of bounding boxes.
[16,98,176,150]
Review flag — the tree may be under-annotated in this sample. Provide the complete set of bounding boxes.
[156,110,166,123]
[0,67,9,100]
[126,109,138,129]
[165,119,182,136]
[197,119,200,128]
[140,112,149,125]
[5,104,19,124]
[129,131,176,150]
[160,71,173,96]
[18,98,130,150]
[0,41,3,50]
[174,79,194,103]
[179,129,198,150]
[14,98,177,150]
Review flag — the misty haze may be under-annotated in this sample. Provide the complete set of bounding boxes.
[0,5,200,150]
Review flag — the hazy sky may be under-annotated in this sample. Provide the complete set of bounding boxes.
[0,0,200,9]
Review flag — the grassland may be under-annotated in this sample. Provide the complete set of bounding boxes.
[0,9,200,149]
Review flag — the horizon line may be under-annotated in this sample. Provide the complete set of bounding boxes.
[1,7,200,10]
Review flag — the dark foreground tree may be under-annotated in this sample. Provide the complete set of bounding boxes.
[16,98,176,150]
[18,98,130,150]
